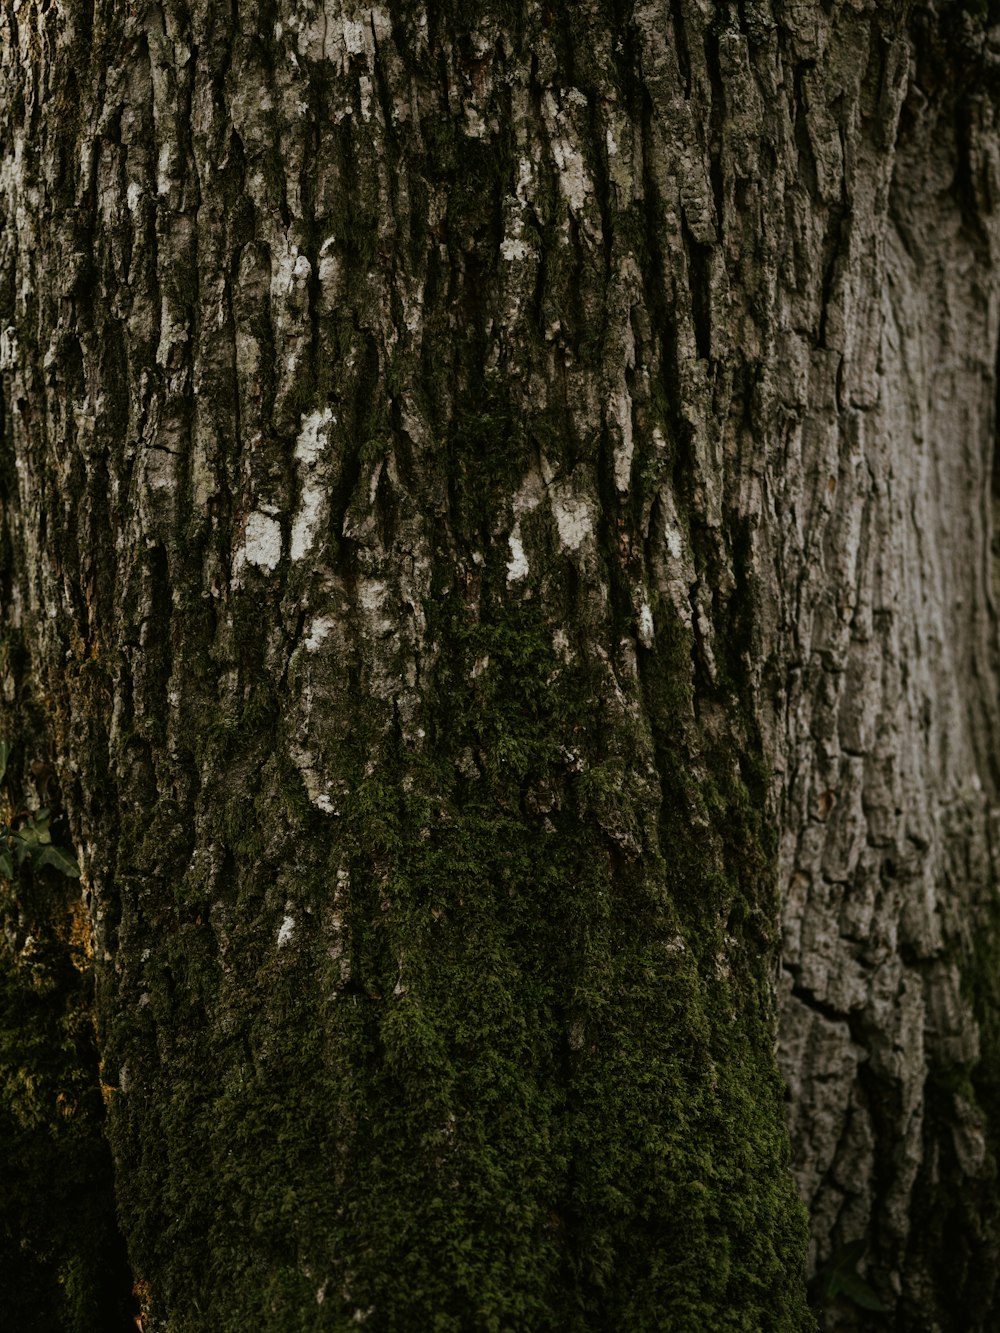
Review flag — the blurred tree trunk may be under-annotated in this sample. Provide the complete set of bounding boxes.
[1,1,999,1329]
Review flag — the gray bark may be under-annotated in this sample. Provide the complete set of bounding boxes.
[0,1,998,1329]
[769,10,1000,1321]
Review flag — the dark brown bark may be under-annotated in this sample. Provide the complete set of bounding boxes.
[0,2,998,1329]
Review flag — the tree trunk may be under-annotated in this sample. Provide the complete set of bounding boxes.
[0,1,998,1328]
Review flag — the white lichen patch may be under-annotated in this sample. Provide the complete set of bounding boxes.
[497,150,540,271]
[291,743,340,815]
[277,914,295,948]
[664,517,684,563]
[291,408,334,560]
[0,326,18,370]
[275,6,394,93]
[552,136,590,213]
[317,235,343,308]
[270,238,310,302]
[507,528,529,582]
[342,18,368,57]
[551,486,594,552]
[638,602,655,647]
[611,389,635,492]
[304,615,335,652]
[500,236,532,262]
[242,511,283,571]
[542,91,592,216]
[297,407,337,466]
[506,463,596,581]
[157,142,173,196]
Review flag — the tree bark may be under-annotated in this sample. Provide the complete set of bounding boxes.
[0,1,998,1329]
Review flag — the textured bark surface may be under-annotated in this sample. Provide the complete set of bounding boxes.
[0,1,998,1329]
[773,13,1000,1324]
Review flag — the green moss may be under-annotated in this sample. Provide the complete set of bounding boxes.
[94,552,812,1330]
[312,591,811,1330]
[38,4,816,1321]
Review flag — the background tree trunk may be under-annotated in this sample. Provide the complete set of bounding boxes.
[1,1,998,1329]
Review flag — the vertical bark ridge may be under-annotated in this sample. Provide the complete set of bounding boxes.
[768,6,1000,1326]
[1,2,1000,1330]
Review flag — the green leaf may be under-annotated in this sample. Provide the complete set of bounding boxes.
[35,845,80,878]
[0,740,7,787]
[0,850,12,880]
[16,814,50,851]
[823,1239,888,1313]
[832,1270,888,1312]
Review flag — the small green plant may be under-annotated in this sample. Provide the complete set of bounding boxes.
[0,741,79,881]
[820,1238,888,1313]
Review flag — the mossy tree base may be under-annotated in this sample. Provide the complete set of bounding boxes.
[1,1,999,1330]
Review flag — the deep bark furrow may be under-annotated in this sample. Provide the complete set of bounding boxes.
[1,2,1000,1330]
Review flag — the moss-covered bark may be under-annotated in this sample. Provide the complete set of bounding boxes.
[2,0,1000,1329]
